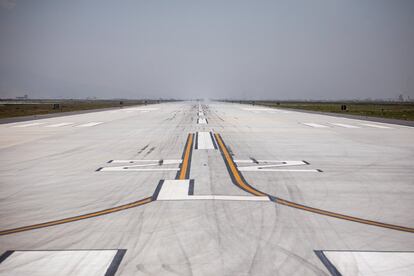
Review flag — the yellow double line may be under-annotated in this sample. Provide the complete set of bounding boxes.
[214,133,414,233]
[177,133,194,180]
[214,133,266,196]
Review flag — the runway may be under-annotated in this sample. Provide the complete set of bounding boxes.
[0,101,413,275]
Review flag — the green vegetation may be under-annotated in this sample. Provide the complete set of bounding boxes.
[0,99,163,119]
[230,100,414,121]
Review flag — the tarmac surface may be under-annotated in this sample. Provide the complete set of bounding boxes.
[0,101,413,275]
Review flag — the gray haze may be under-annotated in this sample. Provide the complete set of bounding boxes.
[0,0,413,100]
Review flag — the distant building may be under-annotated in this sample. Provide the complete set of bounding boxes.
[16,94,28,100]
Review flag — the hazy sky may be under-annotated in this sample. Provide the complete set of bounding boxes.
[0,0,413,100]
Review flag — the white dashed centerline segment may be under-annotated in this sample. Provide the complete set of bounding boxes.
[197,118,207,124]
[302,123,329,128]
[46,122,74,128]
[330,123,360,129]
[196,132,215,149]
[360,123,392,129]
[12,122,45,128]
[76,122,104,127]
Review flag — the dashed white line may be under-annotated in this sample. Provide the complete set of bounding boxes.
[302,123,329,128]
[12,122,45,128]
[45,122,74,128]
[197,118,207,124]
[360,123,392,129]
[242,108,273,111]
[76,122,103,127]
[330,123,360,129]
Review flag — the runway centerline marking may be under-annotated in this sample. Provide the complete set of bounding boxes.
[215,133,414,233]
[197,118,208,124]
[195,132,216,150]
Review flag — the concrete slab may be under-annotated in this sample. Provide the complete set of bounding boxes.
[0,101,412,275]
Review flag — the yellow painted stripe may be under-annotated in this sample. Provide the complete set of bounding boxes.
[277,198,414,233]
[178,133,194,180]
[215,133,414,233]
[215,133,266,196]
[0,197,153,236]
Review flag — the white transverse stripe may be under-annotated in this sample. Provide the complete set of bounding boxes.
[302,123,329,128]
[189,195,270,201]
[156,180,270,201]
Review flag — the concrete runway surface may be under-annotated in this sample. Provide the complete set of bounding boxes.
[0,101,413,275]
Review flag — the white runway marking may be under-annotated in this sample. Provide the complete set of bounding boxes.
[242,108,273,111]
[197,118,207,124]
[12,122,45,128]
[76,122,103,127]
[330,123,360,128]
[269,110,291,114]
[360,123,392,129]
[156,180,190,200]
[123,107,159,111]
[196,132,215,149]
[0,250,118,276]
[156,180,270,201]
[109,159,182,163]
[45,122,74,128]
[189,195,270,201]
[99,159,181,171]
[302,123,329,128]
[235,160,320,172]
[321,251,414,276]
